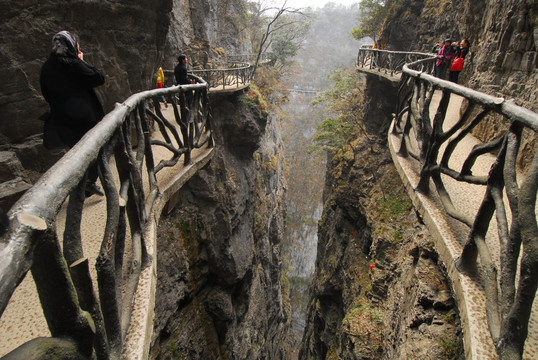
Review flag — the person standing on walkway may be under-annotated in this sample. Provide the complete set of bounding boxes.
[434,39,456,79]
[448,38,471,83]
[156,66,168,108]
[174,54,191,85]
[40,30,105,197]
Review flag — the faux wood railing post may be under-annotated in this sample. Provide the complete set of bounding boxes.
[70,258,109,360]
[31,226,94,357]
[95,135,124,358]
[416,89,451,193]
[63,177,87,265]
[178,92,191,165]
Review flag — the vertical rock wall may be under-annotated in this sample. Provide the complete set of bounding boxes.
[299,74,462,359]
[151,92,290,359]
[163,0,251,70]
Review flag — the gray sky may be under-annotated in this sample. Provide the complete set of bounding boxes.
[284,0,359,9]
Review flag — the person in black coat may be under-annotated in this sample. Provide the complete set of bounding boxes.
[174,54,191,85]
[40,30,105,196]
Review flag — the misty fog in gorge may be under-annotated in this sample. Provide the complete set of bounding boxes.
[279,2,371,345]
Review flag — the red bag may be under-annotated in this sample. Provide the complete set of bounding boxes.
[451,53,464,71]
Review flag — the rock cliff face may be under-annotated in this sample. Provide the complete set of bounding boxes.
[299,74,462,359]
[150,92,290,359]
[0,0,250,211]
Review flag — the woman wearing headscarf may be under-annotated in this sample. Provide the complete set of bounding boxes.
[40,30,106,196]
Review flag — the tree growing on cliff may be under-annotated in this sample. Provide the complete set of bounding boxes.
[268,13,310,71]
[247,1,309,77]
[351,0,388,42]
[312,69,365,152]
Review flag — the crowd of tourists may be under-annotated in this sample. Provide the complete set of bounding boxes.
[432,38,471,84]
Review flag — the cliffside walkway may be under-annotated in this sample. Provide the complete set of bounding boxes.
[163,56,263,93]
[0,73,247,359]
[358,48,538,359]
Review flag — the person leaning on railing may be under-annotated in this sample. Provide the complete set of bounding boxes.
[40,30,105,197]
[174,54,194,85]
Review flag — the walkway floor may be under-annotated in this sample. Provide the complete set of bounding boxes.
[208,79,249,93]
[388,90,538,359]
[0,105,214,358]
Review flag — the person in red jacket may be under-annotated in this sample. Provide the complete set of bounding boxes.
[434,39,456,79]
[40,30,105,197]
[448,38,471,83]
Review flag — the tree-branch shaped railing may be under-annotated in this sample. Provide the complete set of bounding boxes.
[227,52,272,64]
[161,61,251,91]
[164,62,251,91]
[0,75,213,359]
[190,62,251,90]
[393,55,537,360]
[357,46,435,77]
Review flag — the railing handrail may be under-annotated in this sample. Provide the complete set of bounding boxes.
[5,81,206,222]
[402,61,538,130]
[392,53,537,359]
[189,61,250,74]
[357,47,436,77]
[226,52,272,63]
[0,75,213,358]
[362,48,434,57]
[163,62,251,90]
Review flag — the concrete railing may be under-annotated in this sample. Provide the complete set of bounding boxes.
[0,76,214,359]
[386,52,537,359]
[190,62,251,90]
[226,52,272,64]
[164,62,251,91]
[357,47,435,76]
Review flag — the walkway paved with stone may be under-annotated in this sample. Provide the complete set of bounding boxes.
[0,105,214,358]
[388,90,538,359]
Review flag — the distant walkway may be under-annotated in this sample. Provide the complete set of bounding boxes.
[287,88,319,95]
[358,48,538,359]
[164,60,252,93]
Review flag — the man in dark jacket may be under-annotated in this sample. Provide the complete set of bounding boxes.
[174,54,190,85]
[40,30,105,197]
